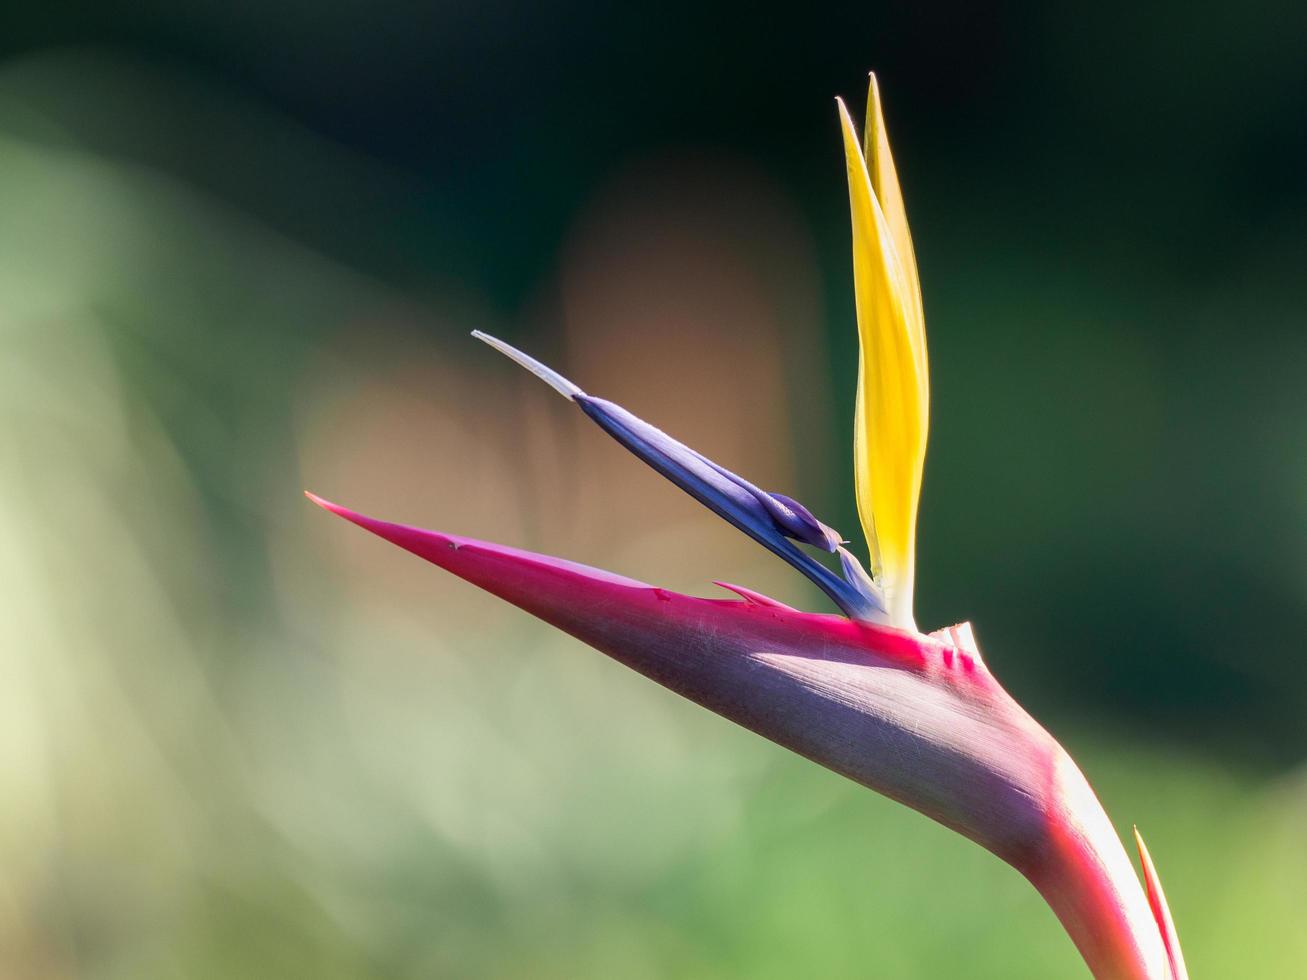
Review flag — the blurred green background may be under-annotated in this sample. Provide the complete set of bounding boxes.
[2,2,1305,977]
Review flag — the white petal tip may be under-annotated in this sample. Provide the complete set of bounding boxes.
[471,331,585,399]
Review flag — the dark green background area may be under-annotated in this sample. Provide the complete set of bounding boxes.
[3,4,1305,977]
[8,0,1304,758]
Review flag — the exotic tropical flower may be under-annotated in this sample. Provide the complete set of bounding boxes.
[308,75,1188,980]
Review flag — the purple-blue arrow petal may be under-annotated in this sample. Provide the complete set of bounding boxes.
[472,332,885,622]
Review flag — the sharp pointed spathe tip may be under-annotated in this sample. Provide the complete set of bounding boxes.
[304,490,358,523]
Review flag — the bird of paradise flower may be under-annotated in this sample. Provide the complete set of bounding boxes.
[308,75,1188,980]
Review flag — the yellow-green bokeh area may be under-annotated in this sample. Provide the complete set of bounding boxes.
[3,3,1306,977]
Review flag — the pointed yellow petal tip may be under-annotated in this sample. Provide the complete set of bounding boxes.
[1134,828,1190,980]
[838,75,929,632]
[864,73,885,169]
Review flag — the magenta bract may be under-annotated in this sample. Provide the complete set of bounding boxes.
[309,492,1178,979]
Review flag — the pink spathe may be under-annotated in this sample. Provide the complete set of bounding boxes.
[308,492,1177,980]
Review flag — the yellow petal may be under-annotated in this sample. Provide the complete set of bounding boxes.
[1134,828,1190,980]
[838,92,928,631]
[864,73,928,393]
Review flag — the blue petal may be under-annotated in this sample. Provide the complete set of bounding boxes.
[473,332,887,622]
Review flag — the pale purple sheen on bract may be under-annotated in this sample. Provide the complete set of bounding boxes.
[472,331,886,623]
